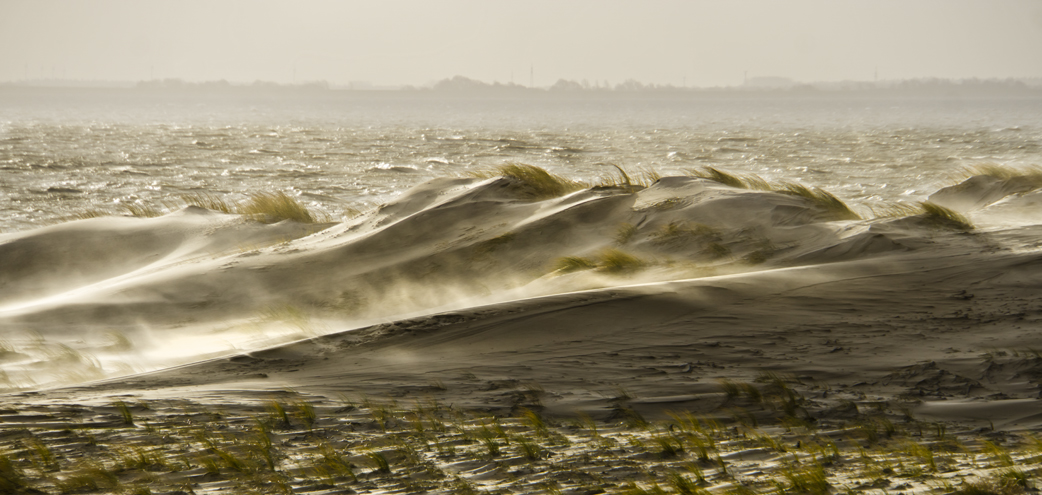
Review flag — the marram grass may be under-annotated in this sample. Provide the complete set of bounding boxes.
[688,166,746,189]
[919,201,974,230]
[181,193,235,214]
[1,393,1036,495]
[471,163,587,200]
[237,191,320,224]
[776,182,861,221]
[598,164,660,190]
[957,163,1042,185]
[871,201,974,230]
[61,190,329,224]
[552,249,646,275]
[686,167,859,220]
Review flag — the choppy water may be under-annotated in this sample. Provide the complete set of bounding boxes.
[2,88,1041,233]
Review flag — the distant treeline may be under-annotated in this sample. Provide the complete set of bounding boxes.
[134,78,331,91]
[4,76,1041,97]
[426,75,1042,96]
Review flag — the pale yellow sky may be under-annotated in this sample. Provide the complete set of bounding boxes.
[2,0,1041,87]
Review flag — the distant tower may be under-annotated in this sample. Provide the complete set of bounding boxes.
[530,65,534,88]
[874,66,878,83]
[744,71,748,85]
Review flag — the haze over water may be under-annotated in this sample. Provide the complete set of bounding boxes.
[2,88,1042,233]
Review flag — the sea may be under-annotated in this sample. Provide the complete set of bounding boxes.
[2,87,1042,233]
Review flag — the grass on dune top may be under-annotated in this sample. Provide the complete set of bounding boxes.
[686,166,861,221]
[872,201,974,230]
[471,163,588,200]
[958,164,1042,185]
[236,192,322,224]
[67,191,328,224]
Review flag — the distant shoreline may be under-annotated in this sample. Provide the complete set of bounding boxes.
[2,75,1042,100]
[3,84,1042,101]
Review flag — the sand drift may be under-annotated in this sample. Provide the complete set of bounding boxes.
[3,168,1042,426]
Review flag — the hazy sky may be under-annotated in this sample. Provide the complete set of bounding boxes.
[2,0,1041,87]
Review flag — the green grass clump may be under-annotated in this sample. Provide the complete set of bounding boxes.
[120,202,164,218]
[870,201,924,218]
[959,164,1042,185]
[952,478,1026,495]
[919,201,974,230]
[181,193,235,214]
[295,398,317,429]
[596,249,645,273]
[55,466,119,493]
[67,209,112,220]
[615,223,638,244]
[871,201,973,229]
[598,165,660,190]
[114,400,134,426]
[688,166,747,189]
[649,222,718,244]
[237,192,320,224]
[781,464,830,495]
[777,182,860,221]
[0,454,28,493]
[685,167,858,220]
[553,249,647,275]
[554,256,597,273]
[366,451,391,474]
[472,164,586,200]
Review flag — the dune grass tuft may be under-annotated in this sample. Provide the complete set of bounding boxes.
[472,163,587,200]
[0,454,28,493]
[596,249,646,273]
[688,166,747,189]
[66,209,112,221]
[615,223,638,245]
[776,182,861,220]
[237,192,321,224]
[870,202,924,219]
[181,193,235,214]
[114,400,134,426]
[919,201,974,230]
[958,164,1042,185]
[598,165,661,190]
[871,201,972,229]
[686,167,857,220]
[554,256,597,273]
[120,202,164,218]
[553,249,647,275]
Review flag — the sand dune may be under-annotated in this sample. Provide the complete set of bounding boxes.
[1,170,1038,416]
[4,170,1042,492]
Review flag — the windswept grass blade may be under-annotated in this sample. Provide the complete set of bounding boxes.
[237,191,322,224]
[471,163,587,200]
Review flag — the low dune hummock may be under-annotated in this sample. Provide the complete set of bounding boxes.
[3,167,1042,493]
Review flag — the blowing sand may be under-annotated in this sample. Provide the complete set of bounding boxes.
[3,169,1042,493]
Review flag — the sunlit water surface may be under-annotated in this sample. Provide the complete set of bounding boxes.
[2,89,1041,232]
